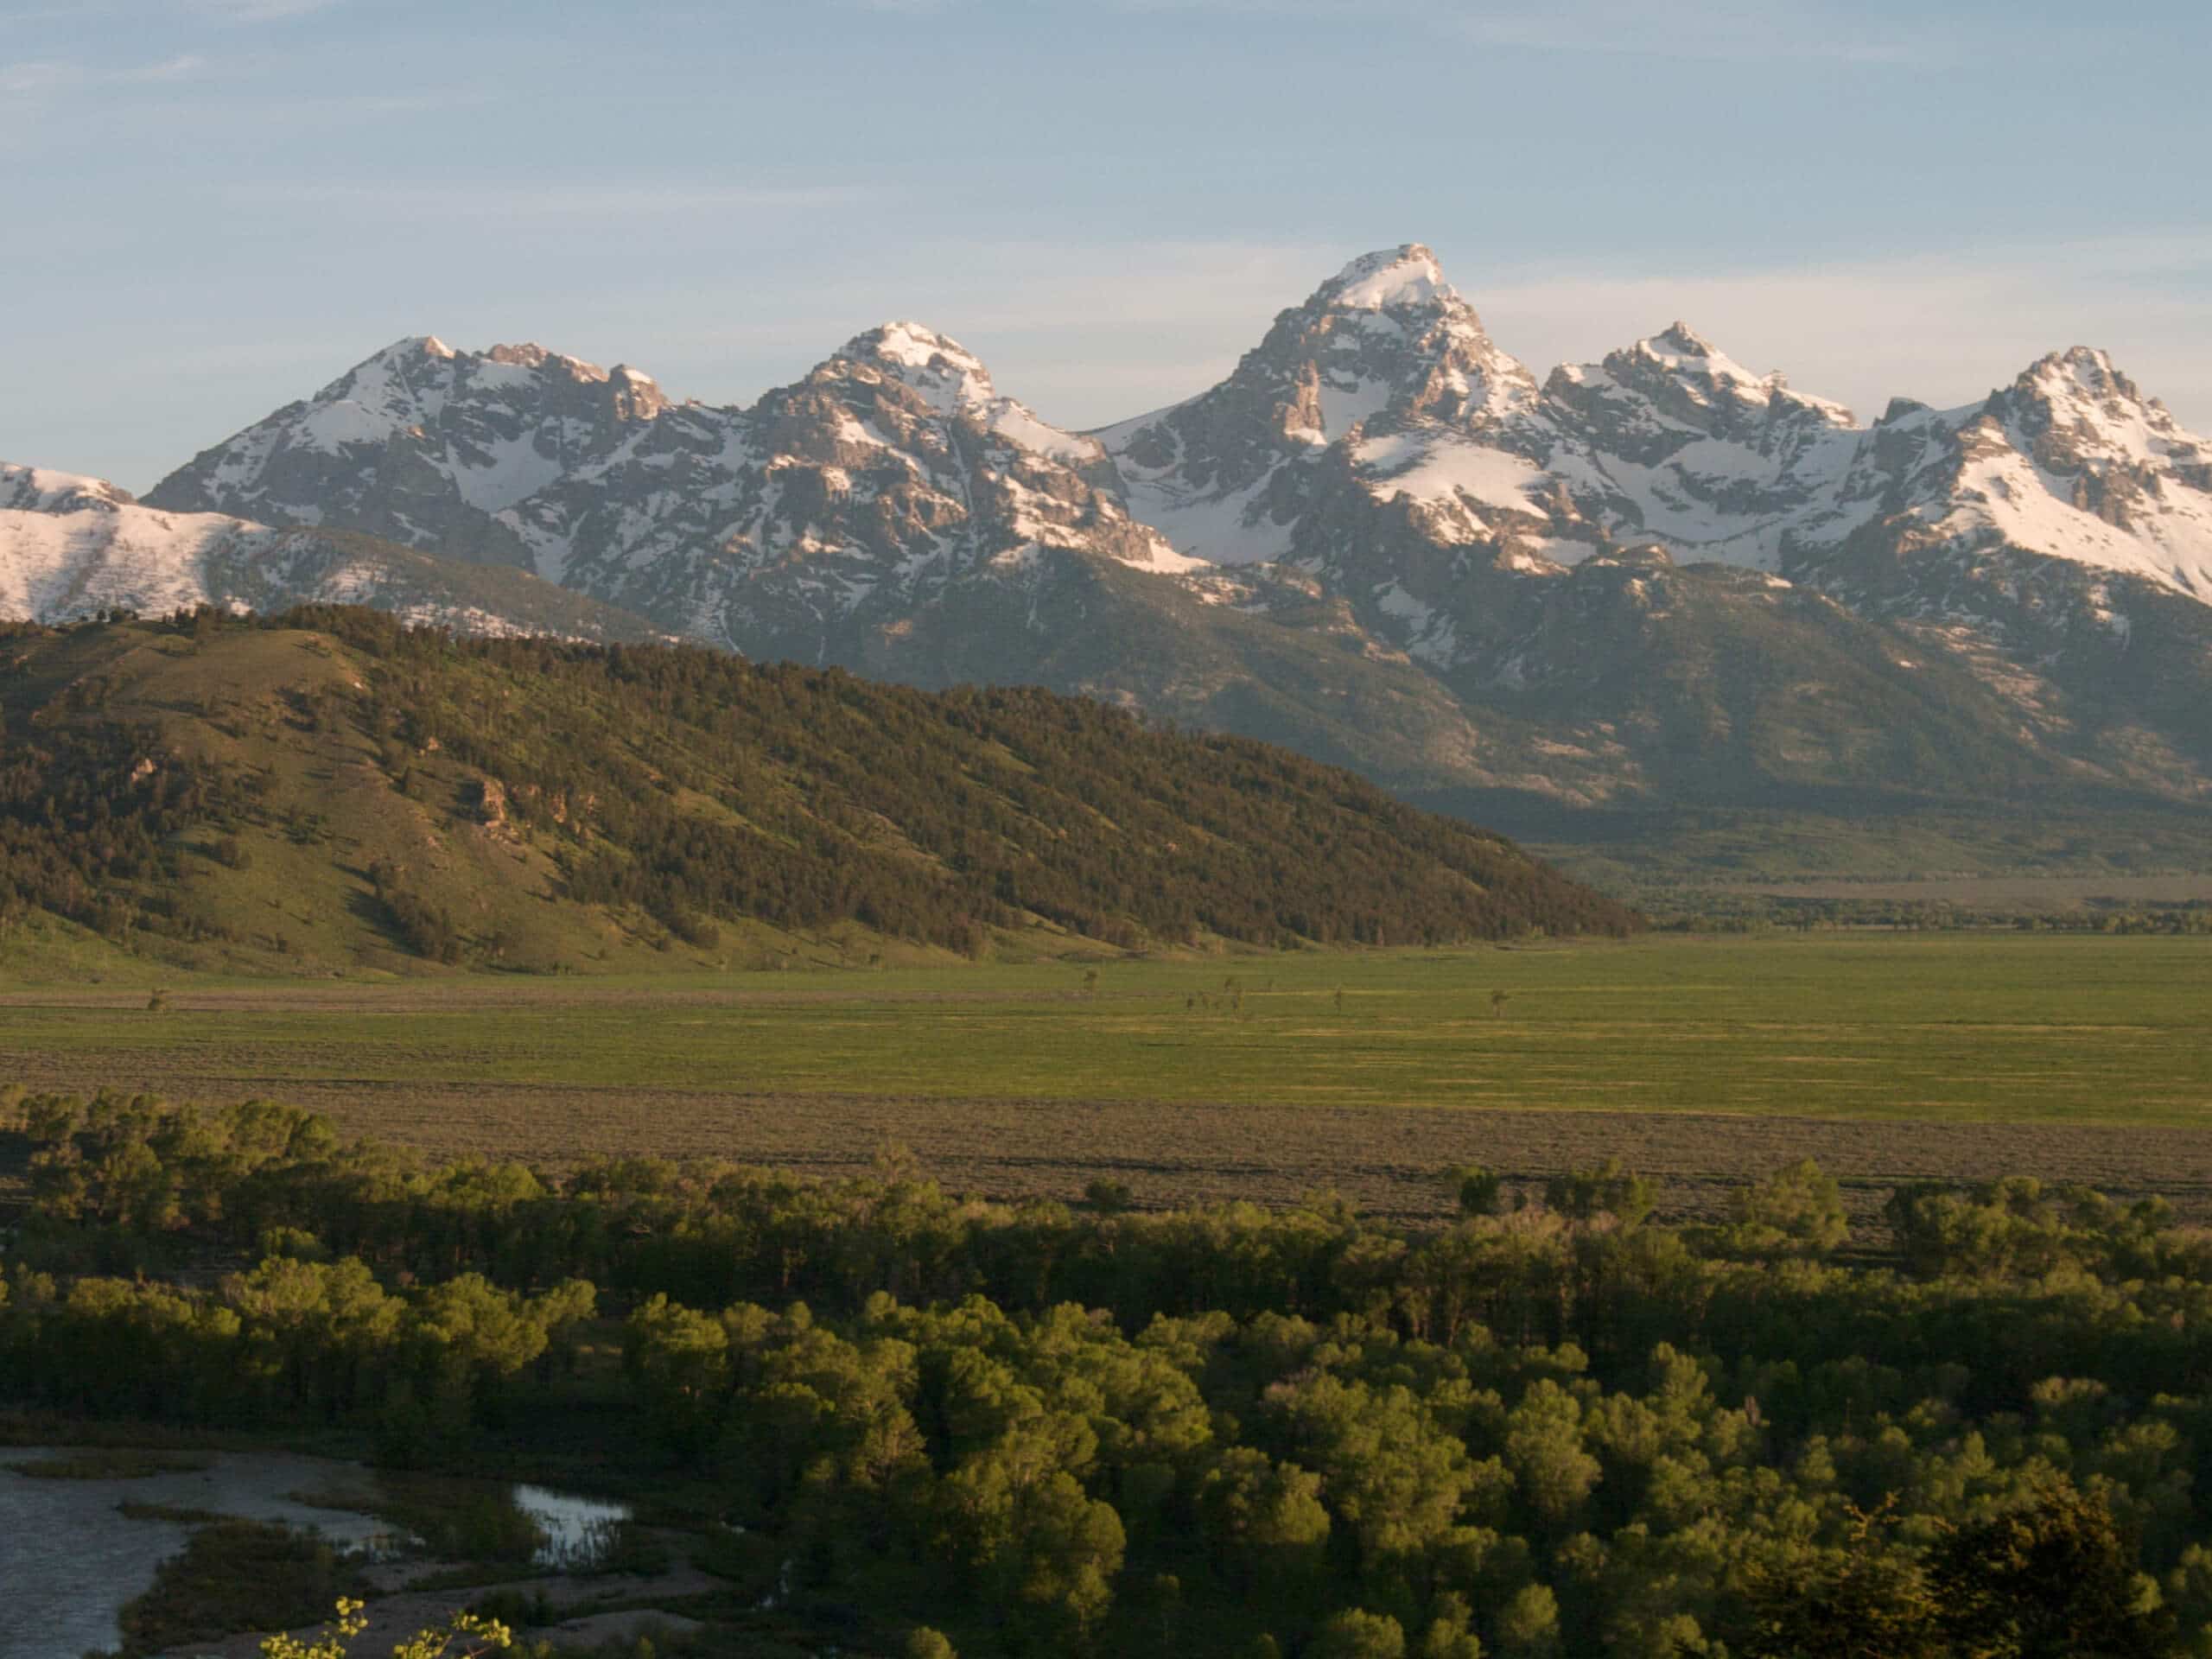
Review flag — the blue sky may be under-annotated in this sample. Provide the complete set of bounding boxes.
[4,0,2208,490]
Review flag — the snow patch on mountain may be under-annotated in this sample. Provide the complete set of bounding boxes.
[1328,244,1452,311]
[0,462,136,515]
[0,499,243,620]
[1355,429,1548,518]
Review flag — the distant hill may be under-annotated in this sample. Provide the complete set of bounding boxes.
[0,607,1636,976]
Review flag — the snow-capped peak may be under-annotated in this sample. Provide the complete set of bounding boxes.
[853,321,989,378]
[1999,346,2199,466]
[1631,325,1769,391]
[1564,323,1857,433]
[812,324,1110,467]
[483,341,617,384]
[1649,321,1718,358]
[2014,346,2162,423]
[145,334,678,550]
[831,322,1020,427]
[0,461,135,514]
[365,334,454,367]
[1324,244,1453,311]
[2043,344,2122,382]
[831,321,1048,437]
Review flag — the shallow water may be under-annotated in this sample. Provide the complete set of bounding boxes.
[0,1447,385,1659]
[512,1483,632,1569]
[0,1450,629,1659]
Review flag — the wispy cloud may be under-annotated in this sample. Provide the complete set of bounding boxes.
[223,180,879,220]
[118,52,208,81]
[906,0,1943,66]
[177,0,340,21]
[2,51,209,96]
[1444,0,1931,65]
[0,59,73,95]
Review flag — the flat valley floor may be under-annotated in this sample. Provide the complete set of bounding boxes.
[4,935,2209,1234]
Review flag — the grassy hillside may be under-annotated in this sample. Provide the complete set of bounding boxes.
[0,607,1635,977]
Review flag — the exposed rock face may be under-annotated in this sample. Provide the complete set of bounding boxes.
[496,322,1197,654]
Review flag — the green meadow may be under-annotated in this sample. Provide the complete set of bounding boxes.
[5,933,2209,1130]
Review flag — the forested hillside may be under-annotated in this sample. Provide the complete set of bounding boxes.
[0,607,1634,975]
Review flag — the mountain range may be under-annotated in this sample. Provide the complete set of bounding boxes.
[10,245,2212,881]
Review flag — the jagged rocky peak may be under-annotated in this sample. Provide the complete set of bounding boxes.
[484,340,598,377]
[1181,239,1538,442]
[1996,345,2204,461]
[289,334,675,437]
[1094,243,1547,564]
[1581,322,1849,422]
[494,311,1192,650]
[1546,321,1855,469]
[826,321,997,410]
[849,320,988,373]
[795,322,1105,467]
[2027,345,2134,399]
[1274,243,1536,426]
[1649,321,1716,355]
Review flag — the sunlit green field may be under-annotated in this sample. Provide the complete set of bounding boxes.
[4,933,2209,1128]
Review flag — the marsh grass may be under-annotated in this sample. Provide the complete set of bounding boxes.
[6,1449,213,1480]
[116,1499,227,1523]
[106,1519,370,1657]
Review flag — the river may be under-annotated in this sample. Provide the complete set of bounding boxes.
[0,1448,628,1659]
